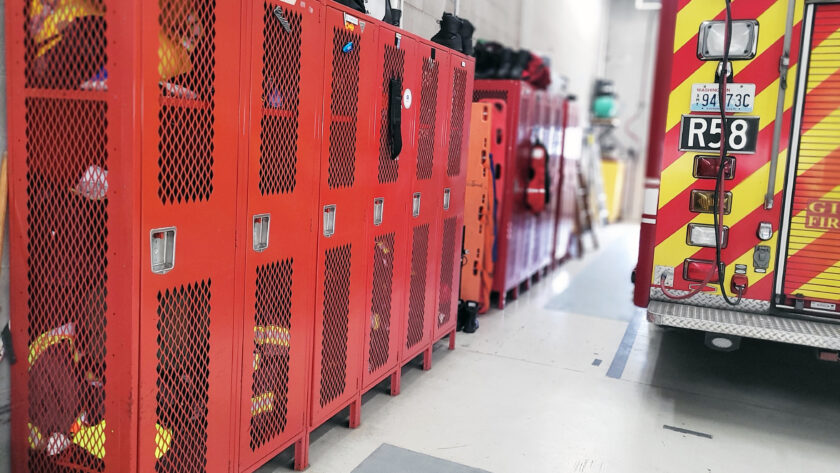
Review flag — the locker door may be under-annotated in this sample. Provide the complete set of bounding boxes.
[7,1,140,471]
[402,42,448,362]
[310,6,378,428]
[434,54,474,341]
[362,27,417,391]
[137,1,241,471]
[778,2,840,313]
[237,1,324,470]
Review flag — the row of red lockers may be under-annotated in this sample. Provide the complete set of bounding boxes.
[5,0,473,472]
[466,81,583,311]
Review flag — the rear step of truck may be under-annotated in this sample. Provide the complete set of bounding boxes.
[648,301,840,351]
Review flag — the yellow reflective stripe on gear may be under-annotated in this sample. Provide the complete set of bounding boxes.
[251,392,275,416]
[155,423,173,460]
[28,323,77,368]
[72,419,106,460]
[253,351,261,372]
[254,325,290,347]
[27,423,43,449]
[30,0,106,56]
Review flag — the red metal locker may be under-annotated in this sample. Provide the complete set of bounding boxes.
[361,25,418,394]
[434,52,475,344]
[474,80,536,309]
[137,1,242,471]
[309,4,378,432]
[235,1,324,471]
[400,41,449,368]
[6,1,141,471]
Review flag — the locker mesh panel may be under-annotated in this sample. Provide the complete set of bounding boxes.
[406,224,430,348]
[368,233,396,373]
[438,217,457,328]
[23,1,108,91]
[417,57,439,181]
[154,281,211,473]
[157,0,217,204]
[319,245,352,407]
[378,44,405,184]
[473,90,508,102]
[327,29,361,189]
[259,4,302,196]
[249,260,294,450]
[447,69,468,177]
[25,98,108,473]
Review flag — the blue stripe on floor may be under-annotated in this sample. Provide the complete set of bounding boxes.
[606,311,642,379]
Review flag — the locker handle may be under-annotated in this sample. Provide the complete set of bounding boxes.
[150,227,176,275]
[443,188,451,211]
[388,78,403,159]
[373,198,385,226]
[412,193,421,217]
[324,205,337,237]
[253,214,271,252]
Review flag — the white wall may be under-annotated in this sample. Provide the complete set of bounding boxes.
[603,0,660,220]
[519,0,611,103]
[402,0,524,49]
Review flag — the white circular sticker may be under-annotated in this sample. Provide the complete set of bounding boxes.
[403,89,413,110]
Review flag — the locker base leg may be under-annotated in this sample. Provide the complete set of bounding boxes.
[448,330,456,350]
[510,286,519,300]
[294,432,310,471]
[349,395,362,429]
[497,293,506,310]
[523,278,531,290]
[422,346,432,371]
[390,368,401,396]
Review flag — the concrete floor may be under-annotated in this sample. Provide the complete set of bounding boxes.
[260,224,840,473]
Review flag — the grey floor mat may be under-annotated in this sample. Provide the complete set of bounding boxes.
[544,236,638,321]
[351,444,491,473]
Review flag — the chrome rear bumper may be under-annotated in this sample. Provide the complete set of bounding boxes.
[648,300,840,350]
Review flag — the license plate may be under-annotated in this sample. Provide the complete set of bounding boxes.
[679,115,760,154]
[690,83,756,113]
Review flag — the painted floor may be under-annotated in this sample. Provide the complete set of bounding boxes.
[260,224,840,473]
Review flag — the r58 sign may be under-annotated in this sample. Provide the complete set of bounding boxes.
[679,115,759,154]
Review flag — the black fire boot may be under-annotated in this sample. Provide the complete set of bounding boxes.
[462,301,479,333]
[459,18,475,56]
[431,13,463,52]
[494,47,514,79]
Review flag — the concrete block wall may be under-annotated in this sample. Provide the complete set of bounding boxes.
[402,0,524,49]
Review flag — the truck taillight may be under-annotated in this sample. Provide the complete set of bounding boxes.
[693,156,735,179]
[683,259,719,282]
[690,190,732,214]
[687,223,729,248]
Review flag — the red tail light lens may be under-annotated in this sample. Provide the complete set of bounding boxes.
[683,259,719,282]
[693,155,735,179]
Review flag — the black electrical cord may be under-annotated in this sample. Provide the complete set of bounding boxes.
[715,0,743,306]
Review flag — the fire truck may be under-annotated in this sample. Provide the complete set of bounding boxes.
[635,0,840,354]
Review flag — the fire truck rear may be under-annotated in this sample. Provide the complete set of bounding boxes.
[635,0,840,353]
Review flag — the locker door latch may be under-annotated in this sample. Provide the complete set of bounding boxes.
[412,193,421,217]
[150,227,176,275]
[443,188,451,210]
[373,198,385,226]
[324,205,337,237]
[253,214,271,252]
